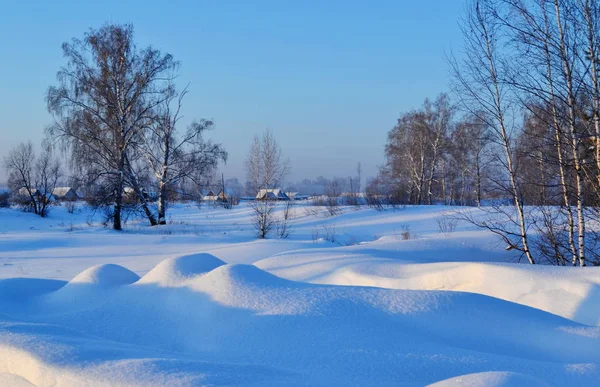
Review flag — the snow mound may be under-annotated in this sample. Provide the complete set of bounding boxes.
[0,373,35,387]
[68,264,140,287]
[0,278,66,303]
[199,263,301,288]
[1,262,599,386]
[138,253,226,286]
[257,251,600,325]
[428,371,550,387]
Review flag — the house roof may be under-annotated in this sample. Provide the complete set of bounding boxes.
[256,189,289,200]
[199,189,216,196]
[18,187,40,196]
[52,187,78,197]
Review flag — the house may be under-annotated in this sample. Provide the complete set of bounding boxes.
[16,188,54,204]
[18,187,41,198]
[256,189,290,201]
[200,189,217,201]
[52,187,79,201]
[285,192,298,200]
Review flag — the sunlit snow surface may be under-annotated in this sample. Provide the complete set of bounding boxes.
[0,203,598,386]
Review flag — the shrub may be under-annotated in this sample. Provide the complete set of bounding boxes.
[64,201,77,214]
[437,216,458,234]
[0,192,10,208]
[400,224,411,240]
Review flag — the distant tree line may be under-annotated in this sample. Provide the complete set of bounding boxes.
[376,93,494,207]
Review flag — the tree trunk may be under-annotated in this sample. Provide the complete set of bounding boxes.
[475,156,482,207]
[113,156,125,231]
[426,136,441,205]
[554,0,586,266]
[418,155,426,205]
[157,181,167,225]
[125,155,158,227]
[539,3,579,265]
[583,0,600,197]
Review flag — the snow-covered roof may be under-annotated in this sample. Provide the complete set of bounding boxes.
[256,189,289,200]
[200,189,216,196]
[52,187,78,198]
[18,187,40,196]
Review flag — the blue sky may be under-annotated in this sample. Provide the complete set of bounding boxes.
[0,0,464,182]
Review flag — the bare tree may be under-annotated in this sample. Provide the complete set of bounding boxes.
[5,142,37,213]
[46,23,177,230]
[424,94,454,204]
[384,93,455,205]
[252,200,277,239]
[448,113,493,206]
[450,0,535,264]
[277,200,294,238]
[246,129,290,238]
[5,142,61,218]
[324,178,342,216]
[246,129,290,193]
[138,86,227,224]
[347,162,362,207]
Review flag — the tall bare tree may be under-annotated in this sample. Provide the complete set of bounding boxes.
[384,93,455,205]
[46,23,177,230]
[138,87,227,224]
[451,0,535,264]
[246,129,290,238]
[246,129,290,193]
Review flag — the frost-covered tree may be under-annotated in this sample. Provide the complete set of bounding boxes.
[138,87,227,224]
[246,129,290,238]
[46,23,177,230]
[384,93,454,204]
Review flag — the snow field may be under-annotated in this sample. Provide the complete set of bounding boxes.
[0,203,598,385]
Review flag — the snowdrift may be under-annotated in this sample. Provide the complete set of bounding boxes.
[68,264,140,287]
[428,371,551,387]
[138,252,226,286]
[256,242,600,326]
[0,254,599,386]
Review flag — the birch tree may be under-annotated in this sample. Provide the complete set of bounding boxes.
[139,87,227,224]
[451,0,536,264]
[46,23,177,230]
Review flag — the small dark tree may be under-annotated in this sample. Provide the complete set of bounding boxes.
[5,142,61,218]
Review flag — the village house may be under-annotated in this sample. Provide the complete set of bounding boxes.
[16,187,54,206]
[52,187,79,201]
[17,187,42,198]
[199,189,217,201]
[256,189,290,201]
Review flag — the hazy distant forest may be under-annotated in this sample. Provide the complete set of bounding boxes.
[5,0,600,266]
